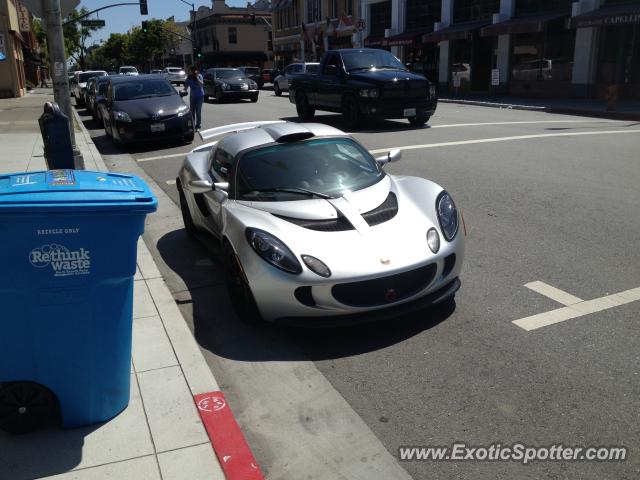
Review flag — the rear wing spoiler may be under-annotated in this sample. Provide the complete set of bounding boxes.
[198,121,287,141]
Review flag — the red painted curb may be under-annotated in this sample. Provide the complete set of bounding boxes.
[194,392,264,480]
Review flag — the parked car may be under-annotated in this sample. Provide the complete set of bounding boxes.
[163,67,187,85]
[72,70,107,106]
[100,75,193,146]
[238,66,264,89]
[203,68,259,103]
[289,49,437,128]
[118,65,139,76]
[273,63,319,96]
[83,77,98,109]
[86,76,111,122]
[177,121,463,324]
[261,68,279,85]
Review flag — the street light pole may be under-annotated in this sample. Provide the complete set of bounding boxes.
[178,0,196,65]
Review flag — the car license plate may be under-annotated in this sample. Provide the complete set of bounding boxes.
[403,108,416,117]
[150,122,165,132]
[241,83,249,90]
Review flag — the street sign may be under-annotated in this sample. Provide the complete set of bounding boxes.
[491,68,500,86]
[356,19,365,32]
[81,19,105,27]
[19,0,80,19]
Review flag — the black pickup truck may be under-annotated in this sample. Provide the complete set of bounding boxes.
[289,48,437,128]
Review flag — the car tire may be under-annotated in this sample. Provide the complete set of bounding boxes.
[0,382,57,434]
[343,96,362,129]
[103,117,112,137]
[295,92,315,121]
[274,83,282,96]
[408,114,430,127]
[250,95,258,103]
[177,180,198,238]
[222,242,262,325]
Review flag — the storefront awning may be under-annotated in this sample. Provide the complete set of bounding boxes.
[384,27,433,47]
[481,12,568,36]
[568,2,640,28]
[422,19,491,43]
[364,34,385,47]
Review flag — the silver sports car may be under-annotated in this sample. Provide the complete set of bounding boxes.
[177,121,464,325]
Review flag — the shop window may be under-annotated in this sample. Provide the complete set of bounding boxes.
[229,27,237,44]
[510,27,574,83]
[370,0,391,36]
[453,0,499,24]
[597,25,639,90]
[406,0,440,31]
[516,0,572,15]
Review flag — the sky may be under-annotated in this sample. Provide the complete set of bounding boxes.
[77,0,248,45]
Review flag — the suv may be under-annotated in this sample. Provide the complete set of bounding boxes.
[273,63,319,96]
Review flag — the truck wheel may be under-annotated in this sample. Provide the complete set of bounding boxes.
[296,92,315,121]
[274,83,282,96]
[0,382,57,434]
[343,96,362,129]
[409,114,430,127]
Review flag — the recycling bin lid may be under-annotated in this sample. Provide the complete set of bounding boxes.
[0,170,157,213]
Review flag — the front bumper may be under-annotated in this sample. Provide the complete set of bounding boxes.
[359,97,438,119]
[114,114,193,144]
[220,89,259,100]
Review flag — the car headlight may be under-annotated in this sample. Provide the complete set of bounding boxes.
[250,81,257,89]
[301,255,331,278]
[177,104,189,117]
[246,228,302,274]
[429,84,436,97]
[113,110,132,123]
[221,82,230,91]
[359,88,379,98]
[436,192,459,241]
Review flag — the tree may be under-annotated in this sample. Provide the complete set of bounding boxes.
[124,19,180,69]
[32,18,48,66]
[63,8,104,71]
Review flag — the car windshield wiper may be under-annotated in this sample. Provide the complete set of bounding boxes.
[248,187,333,199]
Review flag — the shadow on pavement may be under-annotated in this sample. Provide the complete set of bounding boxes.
[279,114,431,134]
[156,229,455,363]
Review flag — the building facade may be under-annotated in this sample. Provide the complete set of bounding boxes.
[360,0,640,99]
[0,0,38,97]
[272,0,359,68]
[191,0,273,69]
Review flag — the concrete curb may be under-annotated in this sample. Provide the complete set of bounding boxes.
[439,98,640,121]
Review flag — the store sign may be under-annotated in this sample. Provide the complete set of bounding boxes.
[572,11,640,28]
[0,34,6,62]
[17,2,31,32]
[603,13,640,25]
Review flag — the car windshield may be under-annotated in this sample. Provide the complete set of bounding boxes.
[342,50,407,72]
[114,79,175,100]
[79,72,104,83]
[244,68,260,75]
[237,138,384,201]
[216,69,243,79]
[306,64,319,73]
[120,67,137,73]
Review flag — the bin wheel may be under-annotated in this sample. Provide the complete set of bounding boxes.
[0,382,57,434]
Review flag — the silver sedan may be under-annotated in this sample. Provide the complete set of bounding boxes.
[163,67,187,85]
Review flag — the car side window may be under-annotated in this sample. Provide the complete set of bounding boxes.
[323,55,341,75]
[211,147,232,181]
[294,64,303,73]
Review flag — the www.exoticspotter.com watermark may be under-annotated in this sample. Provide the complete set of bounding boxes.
[398,443,628,464]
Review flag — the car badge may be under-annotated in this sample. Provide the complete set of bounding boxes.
[384,288,398,302]
[380,257,390,265]
[152,113,161,120]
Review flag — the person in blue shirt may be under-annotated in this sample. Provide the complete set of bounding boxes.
[183,66,204,130]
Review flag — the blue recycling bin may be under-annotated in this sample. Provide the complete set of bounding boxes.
[0,170,157,432]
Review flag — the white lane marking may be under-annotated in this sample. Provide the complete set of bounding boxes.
[524,281,583,306]
[513,286,640,331]
[166,179,176,185]
[430,119,622,129]
[137,152,186,162]
[369,129,640,154]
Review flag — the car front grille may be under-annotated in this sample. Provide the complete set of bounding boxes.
[332,263,437,307]
[362,192,398,226]
[230,83,249,91]
[382,80,427,99]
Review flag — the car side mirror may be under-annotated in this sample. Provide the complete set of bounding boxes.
[189,179,213,193]
[376,148,401,165]
[214,182,229,192]
[179,90,188,97]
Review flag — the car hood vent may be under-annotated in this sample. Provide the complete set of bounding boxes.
[361,192,398,226]
[273,213,355,232]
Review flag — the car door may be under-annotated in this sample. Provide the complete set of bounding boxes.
[316,55,343,109]
[203,70,215,96]
[203,146,231,234]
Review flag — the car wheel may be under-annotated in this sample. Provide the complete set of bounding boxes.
[0,382,57,434]
[222,242,262,324]
[408,114,430,127]
[274,83,282,96]
[250,95,258,103]
[295,92,315,121]
[177,180,198,238]
[343,96,362,129]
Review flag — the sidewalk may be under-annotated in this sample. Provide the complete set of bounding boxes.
[439,95,640,121]
[0,90,231,480]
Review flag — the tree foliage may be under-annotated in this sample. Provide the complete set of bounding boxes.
[63,8,104,71]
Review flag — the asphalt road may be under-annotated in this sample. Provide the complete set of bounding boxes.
[77,88,640,480]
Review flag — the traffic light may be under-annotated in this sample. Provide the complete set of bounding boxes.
[141,21,149,33]
[193,47,202,60]
[140,0,148,15]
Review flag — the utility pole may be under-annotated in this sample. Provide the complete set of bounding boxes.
[43,0,81,166]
